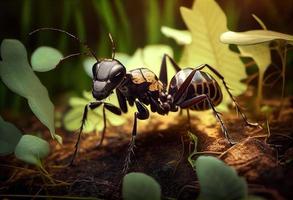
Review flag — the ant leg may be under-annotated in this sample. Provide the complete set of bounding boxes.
[196,64,259,127]
[116,89,128,113]
[173,68,199,103]
[98,102,122,147]
[180,94,234,145]
[159,54,181,87]
[123,100,149,174]
[186,108,191,129]
[70,101,103,166]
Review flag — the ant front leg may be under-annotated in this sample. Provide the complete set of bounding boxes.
[70,101,103,166]
[123,100,149,173]
[70,101,122,165]
[98,102,122,147]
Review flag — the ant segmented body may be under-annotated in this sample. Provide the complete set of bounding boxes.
[30,28,258,169]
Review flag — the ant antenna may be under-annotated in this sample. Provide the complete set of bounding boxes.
[29,27,99,62]
[108,33,116,60]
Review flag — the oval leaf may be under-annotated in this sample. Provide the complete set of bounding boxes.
[122,172,161,200]
[0,39,61,143]
[196,156,247,200]
[15,135,50,167]
[0,116,22,155]
[220,30,293,45]
[31,46,63,72]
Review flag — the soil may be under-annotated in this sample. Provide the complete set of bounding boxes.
[0,98,293,200]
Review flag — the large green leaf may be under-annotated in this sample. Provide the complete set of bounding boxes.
[31,46,63,72]
[196,156,247,200]
[180,0,247,110]
[14,134,50,167]
[0,39,61,143]
[122,172,161,200]
[0,116,22,155]
[220,30,293,45]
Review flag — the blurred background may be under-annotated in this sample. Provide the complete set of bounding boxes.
[0,0,292,115]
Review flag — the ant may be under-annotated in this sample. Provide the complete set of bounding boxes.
[30,28,259,169]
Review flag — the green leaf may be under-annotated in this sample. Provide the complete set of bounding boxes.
[0,116,22,155]
[180,0,247,110]
[31,46,63,72]
[220,30,293,45]
[0,39,61,143]
[122,172,161,200]
[15,134,50,167]
[161,26,192,45]
[196,156,247,200]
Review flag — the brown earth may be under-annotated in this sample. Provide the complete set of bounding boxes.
[0,99,293,200]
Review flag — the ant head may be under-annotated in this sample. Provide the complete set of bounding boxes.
[29,29,126,100]
[92,59,126,100]
[91,33,126,100]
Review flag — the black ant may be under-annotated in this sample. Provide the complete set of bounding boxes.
[30,28,259,169]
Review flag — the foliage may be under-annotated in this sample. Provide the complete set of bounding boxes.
[0,116,50,168]
[0,39,62,143]
[188,156,265,200]
[162,0,248,111]
[0,116,22,155]
[195,156,247,200]
[121,156,264,200]
[122,172,161,200]
[220,17,293,114]
[15,134,50,168]
[186,133,264,200]
[31,46,63,72]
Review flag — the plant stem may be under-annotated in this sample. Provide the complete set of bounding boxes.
[277,44,287,119]
[256,70,264,114]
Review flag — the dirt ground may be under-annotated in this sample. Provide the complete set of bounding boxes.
[0,98,293,200]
